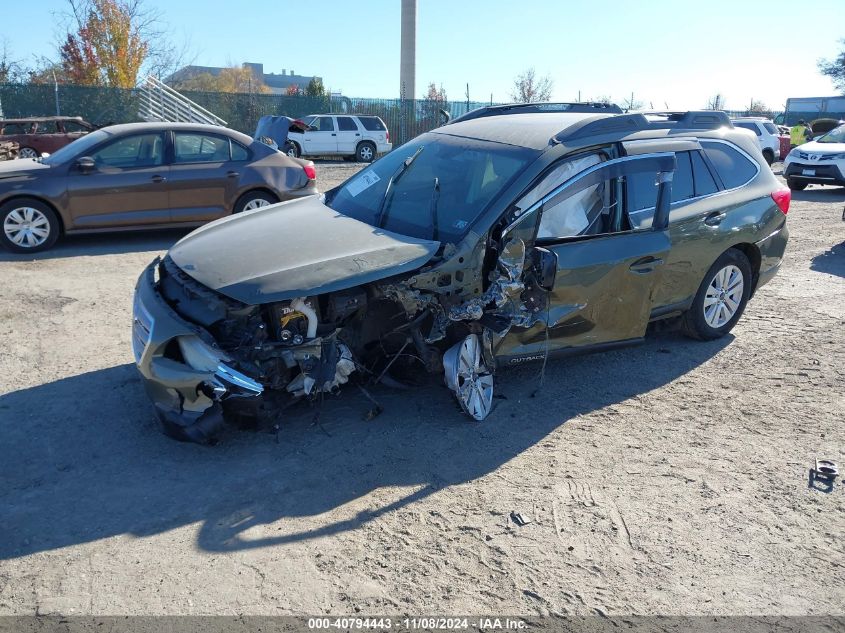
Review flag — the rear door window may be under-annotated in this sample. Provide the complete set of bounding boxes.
[359,117,386,131]
[700,141,758,189]
[734,122,762,136]
[174,133,231,163]
[690,151,719,196]
[626,150,693,211]
[337,116,358,131]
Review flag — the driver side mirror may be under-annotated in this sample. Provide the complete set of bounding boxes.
[76,156,95,174]
[530,247,557,291]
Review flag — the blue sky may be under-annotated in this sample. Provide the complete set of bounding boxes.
[3,0,844,110]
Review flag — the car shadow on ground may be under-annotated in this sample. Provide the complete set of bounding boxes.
[790,185,845,203]
[0,228,191,261]
[810,241,845,278]
[0,332,731,559]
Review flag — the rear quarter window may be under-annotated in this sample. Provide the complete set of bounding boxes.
[358,117,385,131]
[700,141,758,189]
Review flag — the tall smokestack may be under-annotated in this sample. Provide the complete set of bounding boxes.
[400,0,416,100]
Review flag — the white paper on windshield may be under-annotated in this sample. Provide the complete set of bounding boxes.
[346,171,381,197]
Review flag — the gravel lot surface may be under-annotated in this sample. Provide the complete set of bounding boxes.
[0,161,843,616]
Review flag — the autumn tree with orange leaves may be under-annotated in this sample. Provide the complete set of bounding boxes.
[58,0,178,88]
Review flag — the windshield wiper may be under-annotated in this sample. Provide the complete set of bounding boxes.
[376,145,424,229]
[429,177,441,241]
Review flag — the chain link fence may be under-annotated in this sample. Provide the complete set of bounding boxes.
[0,83,787,146]
[0,83,496,145]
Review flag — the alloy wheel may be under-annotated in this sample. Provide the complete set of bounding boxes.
[444,333,494,421]
[359,145,374,161]
[17,147,38,159]
[3,207,51,248]
[243,198,272,211]
[703,264,744,328]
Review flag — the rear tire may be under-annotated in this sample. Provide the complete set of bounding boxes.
[233,191,279,214]
[0,198,61,253]
[356,142,376,163]
[786,178,807,191]
[681,248,752,340]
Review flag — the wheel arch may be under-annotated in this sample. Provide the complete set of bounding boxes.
[729,242,762,294]
[233,187,280,212]
[0,194,66,234]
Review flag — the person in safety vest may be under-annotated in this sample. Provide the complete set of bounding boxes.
[790,119,812,148]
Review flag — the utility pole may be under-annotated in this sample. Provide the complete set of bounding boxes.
[465,83,469,113]
[52,70,60,116]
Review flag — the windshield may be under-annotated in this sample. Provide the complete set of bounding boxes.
[325,133,537,242]
[818,124,845,144]
[43,129,109,165]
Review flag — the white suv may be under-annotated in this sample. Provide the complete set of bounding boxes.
[731,117,782,165]
[288,114,392,162]
[783,123,845,190]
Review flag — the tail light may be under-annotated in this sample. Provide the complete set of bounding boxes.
[771,187,790,214]
[303,163,316,180]
[385,129,390,143]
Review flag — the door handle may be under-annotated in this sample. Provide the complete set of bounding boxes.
[151,175,166,183]
[226,170,239,178]
[629,256,664,274]
[331,133,336,136]
[355,133,361,136]
[704,212,726,226]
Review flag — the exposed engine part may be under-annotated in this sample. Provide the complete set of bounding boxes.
[291,298,318,338]
[325,288,367,323]
[443,333,494,421]
[286,341,356,397]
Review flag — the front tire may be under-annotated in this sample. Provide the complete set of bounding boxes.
[762,149,774,166]
[786,178,808,191]
[356,142,376,163]
[0,198,60,253]
[233,191,279,214]
[285,142,300,158]
[17,146,38,159]
[681,248,752,340]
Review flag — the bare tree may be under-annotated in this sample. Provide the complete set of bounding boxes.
[0,38,26,83]
[621,92,643,112]
[510,68,553,103]
[705,93,725,110]
[818,39,845,93]
[748,98,769,115]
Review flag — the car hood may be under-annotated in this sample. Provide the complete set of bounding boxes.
[0,159,50,179]
[169,194,440,305]
[796,140,845,153]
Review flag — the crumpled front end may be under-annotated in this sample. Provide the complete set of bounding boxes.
[132,257,357,443]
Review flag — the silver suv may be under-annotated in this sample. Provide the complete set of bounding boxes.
[288,114,392,162]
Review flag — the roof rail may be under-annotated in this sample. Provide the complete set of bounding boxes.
[448,101,623,125]
[554,110,732,143]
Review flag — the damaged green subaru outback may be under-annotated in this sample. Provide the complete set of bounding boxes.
[132,105,790,442]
